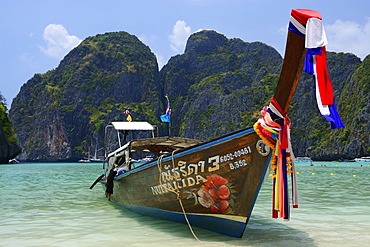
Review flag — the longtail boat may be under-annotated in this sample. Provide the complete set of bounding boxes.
[91,9,344,238]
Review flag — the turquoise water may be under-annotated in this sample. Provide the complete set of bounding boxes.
[1,162,369,246]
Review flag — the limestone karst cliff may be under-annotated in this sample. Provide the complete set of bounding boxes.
[9,30,370,161]
[10,32,163,161]
[0,94,21,163]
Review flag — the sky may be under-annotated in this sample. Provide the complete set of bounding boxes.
[1,0,370,106]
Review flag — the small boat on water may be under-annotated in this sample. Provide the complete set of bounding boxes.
[355,157,370,162]
[8,158,20,164]
[88,157,104,163]
[78,158,91,163]
[79,157,104,163]
[294,157,313,162]
[91,9,344,237]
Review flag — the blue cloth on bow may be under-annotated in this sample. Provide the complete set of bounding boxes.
[288,22,305,37]
[324,101,346,129]
[304,47,322,74]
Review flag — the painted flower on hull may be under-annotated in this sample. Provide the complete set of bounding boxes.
[197,187,214,208]
[197,174,233,213]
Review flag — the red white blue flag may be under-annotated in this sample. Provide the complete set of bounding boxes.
[160,96,172,123]
[289,9,345,129]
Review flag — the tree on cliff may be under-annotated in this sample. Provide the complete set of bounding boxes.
[0,92,21,164]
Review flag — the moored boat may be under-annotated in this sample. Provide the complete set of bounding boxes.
[355,157,370,162]
[100,123,271,237]
[294,157,313,162]
[78,158,91,163]
[8,158,20,164]
[91,9,344,237]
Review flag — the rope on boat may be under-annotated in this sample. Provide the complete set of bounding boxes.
[156,152,239,247]
[156,151,203,243]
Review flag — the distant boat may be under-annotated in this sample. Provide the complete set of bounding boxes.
[338,158,355,162]
[78,158,91,163]
[78,157,104,163]
[8,159,20,164]
[89,146,104,162]
[355,157,370,162]
[294,157,313,162]
[90,9,341,237]
[88,158,104,163]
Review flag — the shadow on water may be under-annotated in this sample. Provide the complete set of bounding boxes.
[108,200,316,247]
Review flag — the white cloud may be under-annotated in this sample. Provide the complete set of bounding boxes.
[39,24,82,59]
[169,20,192,53]
[325,18,370,60]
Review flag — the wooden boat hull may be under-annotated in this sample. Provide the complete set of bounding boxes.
[101,127,271,237]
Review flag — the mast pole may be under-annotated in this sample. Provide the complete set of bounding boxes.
[168,122,171,137]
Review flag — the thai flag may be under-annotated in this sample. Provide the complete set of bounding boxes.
[289,11,345,129]
[160,96,172,123]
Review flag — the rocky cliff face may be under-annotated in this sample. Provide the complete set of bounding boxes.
[9,30,370,161]
[159,31,369,160]
[160,30,282,139]
[0,97,21,164]
[10,32,162,161]
[312,54,370,160]
[0,132,21,164]
[289,53,365,160]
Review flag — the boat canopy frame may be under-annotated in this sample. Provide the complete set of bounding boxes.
[104,121,158,158]
[106,136,202,159]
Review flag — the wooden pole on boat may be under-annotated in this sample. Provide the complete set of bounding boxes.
[264,9,327,220]
[273,28,306,114]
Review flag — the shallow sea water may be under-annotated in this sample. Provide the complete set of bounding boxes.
[0,162,369,246]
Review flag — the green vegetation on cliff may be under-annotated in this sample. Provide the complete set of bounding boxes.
[8,30,370,161]
[0,93,21,163]
[10,32,163,161]
[0,98,17,144]
[160,30,282,139]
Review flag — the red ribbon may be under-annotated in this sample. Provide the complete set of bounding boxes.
[270,97,290,149]
[315,46,334,105]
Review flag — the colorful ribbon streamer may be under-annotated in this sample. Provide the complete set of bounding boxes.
[254,9,346,221]
[254,97,299,220]
[289,10,345,129]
